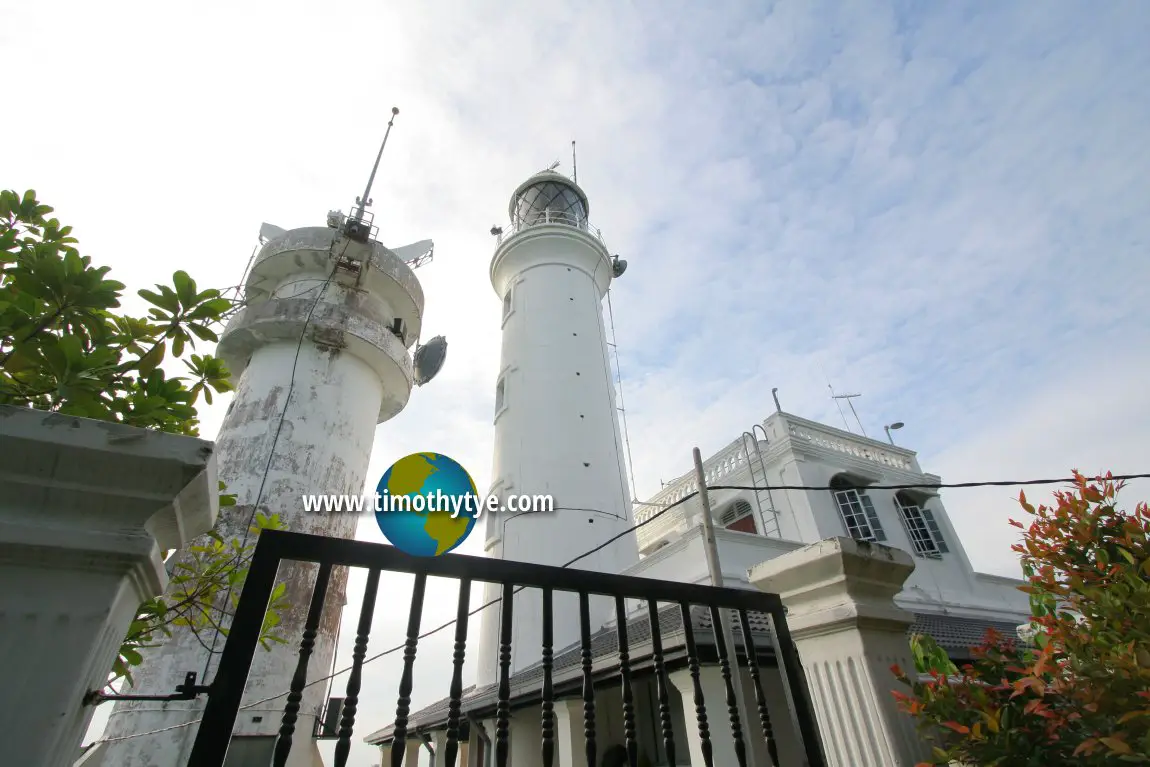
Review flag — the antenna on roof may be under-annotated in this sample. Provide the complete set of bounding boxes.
[572,140,578,184]
[344,107,399,242]
[831,390,867,437]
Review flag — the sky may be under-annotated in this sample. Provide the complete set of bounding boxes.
[4,1,1149,765]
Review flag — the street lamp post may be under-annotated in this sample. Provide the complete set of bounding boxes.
[884,421,904,445]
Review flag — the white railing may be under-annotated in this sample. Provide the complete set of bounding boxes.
[633,502,687,549]
[786,421,915,470]
[634,439,755,550]
[495,209,605,246]
[642,439,751,510]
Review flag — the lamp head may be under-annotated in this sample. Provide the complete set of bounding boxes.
[888,422,904,431]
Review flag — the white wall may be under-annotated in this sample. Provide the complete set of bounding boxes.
[477,209,638,686]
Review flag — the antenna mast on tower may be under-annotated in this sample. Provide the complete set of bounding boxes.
[572,140,578,184]
[831,390,867,437]
[344,107,400,242]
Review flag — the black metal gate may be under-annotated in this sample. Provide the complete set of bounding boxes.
[187,530,827,767]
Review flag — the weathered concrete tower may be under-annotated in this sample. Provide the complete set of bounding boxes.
[86,122,439,765]
[475,168,639,687]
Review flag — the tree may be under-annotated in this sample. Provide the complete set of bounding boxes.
[891,472,1150,765]
[1,189,288,688]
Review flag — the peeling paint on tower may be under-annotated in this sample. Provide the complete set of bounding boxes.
[88,224,432,766]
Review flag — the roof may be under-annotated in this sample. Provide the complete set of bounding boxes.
[364,609,1025,745]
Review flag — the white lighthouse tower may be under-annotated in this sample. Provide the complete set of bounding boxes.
[476,166,639,687]
[86,113,443,766]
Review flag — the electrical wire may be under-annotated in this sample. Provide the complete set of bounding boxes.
[94,470,1149,744]
[708,473,1150,492]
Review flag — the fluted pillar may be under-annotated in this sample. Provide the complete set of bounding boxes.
[748,537,930,767]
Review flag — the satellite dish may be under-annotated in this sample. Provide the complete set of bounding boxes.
[391,239,435,269]
[413,336,447,386]
[611,256,628,278]
[259,222,287,244]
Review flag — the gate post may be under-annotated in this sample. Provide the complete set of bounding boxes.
[0,407,218,767]
[748,537,930,767]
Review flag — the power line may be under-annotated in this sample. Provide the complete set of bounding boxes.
[709,473,1150,492]
[93,470,1148,744]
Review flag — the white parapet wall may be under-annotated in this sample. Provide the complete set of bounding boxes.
[0,405,219,767]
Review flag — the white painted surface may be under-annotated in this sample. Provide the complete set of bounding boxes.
[476,174,638,686]
[749,537,932,767]
[86,228,425,765]
[551,698,586,767]
[668,667,751,767]
[0,406,218,767]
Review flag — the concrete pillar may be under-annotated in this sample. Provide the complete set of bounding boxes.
[668,666,746,767]
[552,698,587,767]
[748,537,930,767]
[404,737,421,766]
[431,729,449,765]
[508,708,545,767]
[0,406,218,767]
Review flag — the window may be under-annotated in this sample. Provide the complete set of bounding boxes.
[494,378,506,416]
[485,481,507,544]
[895,492,949,557]
[502,289,512,319]
[718,499,756,533]
[830,476,886,542]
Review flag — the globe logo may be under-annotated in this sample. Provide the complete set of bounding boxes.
[374,452,480,557]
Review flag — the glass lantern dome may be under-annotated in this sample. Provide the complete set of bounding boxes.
[510,172,590,230]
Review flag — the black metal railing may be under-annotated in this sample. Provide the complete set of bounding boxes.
[186,530,827,767]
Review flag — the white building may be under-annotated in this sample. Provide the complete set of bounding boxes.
[364,170,1031,766]
[81,212,434,767]
[628,411,1026,629]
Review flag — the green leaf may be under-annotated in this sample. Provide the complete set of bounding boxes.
[137,343,166,376]
[139,286,179,314]
[172,270,197,309]
[187,323,219,343]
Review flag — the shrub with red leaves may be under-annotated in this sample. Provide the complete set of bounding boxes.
[890,472,1150,766]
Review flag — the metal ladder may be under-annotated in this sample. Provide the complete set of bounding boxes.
[741,424,782,538]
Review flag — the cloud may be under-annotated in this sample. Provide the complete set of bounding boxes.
[6,1,1148,765]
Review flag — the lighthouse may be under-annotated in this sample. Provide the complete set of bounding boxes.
[86,115,443,766]
[476,167,639,687]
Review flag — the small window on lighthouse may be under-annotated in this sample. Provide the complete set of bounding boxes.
[502,289,512,319]
[494,378,506,416]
